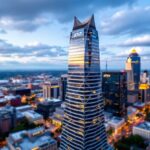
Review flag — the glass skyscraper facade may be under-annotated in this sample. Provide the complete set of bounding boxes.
[127,49,141,90]
[60,15,109,150]
[102,72,127,117]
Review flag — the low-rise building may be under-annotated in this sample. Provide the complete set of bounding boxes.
[16,105,32,112]
[7,127,57,150]
[108,117,125,130]
[133,121,150,140]
[127,106,139,121]
[23,110,44,124]
[36,99,62,119]
[0,106,16,134]
[50,107,64,127]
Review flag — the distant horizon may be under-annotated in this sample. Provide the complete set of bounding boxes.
[0,68,148,72]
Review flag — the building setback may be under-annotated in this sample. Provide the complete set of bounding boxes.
[60,15,109,150]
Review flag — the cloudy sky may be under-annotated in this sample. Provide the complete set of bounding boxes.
[0,0,150,70]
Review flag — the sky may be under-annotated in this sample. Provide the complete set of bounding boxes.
[0,0,150,70]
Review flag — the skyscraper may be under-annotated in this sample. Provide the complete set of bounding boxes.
[127,49,141,90]
[102,71,127,117]
[60,15,109,150]
[125,57,135,91]
[60,74,68,101]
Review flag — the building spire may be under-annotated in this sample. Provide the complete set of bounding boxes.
[73,16,82,29]
[73,15,96,30]
[89,14,95,28]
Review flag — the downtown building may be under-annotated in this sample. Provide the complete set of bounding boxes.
[60,15,109,150]
[102,71,127,117]
[126,49,141,104]
[127,49,141,90]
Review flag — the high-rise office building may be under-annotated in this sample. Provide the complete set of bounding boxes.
[127,49,141,90]
[60,74,68,101]
[139,71,150,103]
[102,71,127,117]
[60,15,109,150]
[125,57,134,91]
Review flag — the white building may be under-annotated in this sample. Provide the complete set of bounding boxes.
[108,117,125,130]
[133,121,150,140]
[7,127,57,150]
[23,110,44,124]
[43,80,60,99]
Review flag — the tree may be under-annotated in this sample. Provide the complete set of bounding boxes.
[114,135,148,150]
[107,127,114,136]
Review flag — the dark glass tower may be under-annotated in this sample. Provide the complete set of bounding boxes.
[127,49,141,90]
[102,71,127,117]
[60,15,109,150]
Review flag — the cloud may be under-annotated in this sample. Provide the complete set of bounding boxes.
[0,28,6,34]
[0,39,67,57]
[0,17,50,32]
[101,7,150,35]
[114,35,150,47]
[0,0,137,31]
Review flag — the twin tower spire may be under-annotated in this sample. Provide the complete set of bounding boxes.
[73,14,96,30]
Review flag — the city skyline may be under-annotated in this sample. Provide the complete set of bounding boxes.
[0,0,150,70]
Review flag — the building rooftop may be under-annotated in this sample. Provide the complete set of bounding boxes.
[8,127,56,150]
[16,105,32,111]
[23,110,43,120]
[46,98,62,103]
[136,121,150,131]
[73,15,95,30]
[133,102,145,108]
[129,48,139,57]
[110,117,124,124]
[131,49,137,54]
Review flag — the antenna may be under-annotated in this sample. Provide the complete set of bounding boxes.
[106,60,108,72]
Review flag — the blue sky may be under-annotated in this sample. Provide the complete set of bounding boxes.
[0,0,150,70]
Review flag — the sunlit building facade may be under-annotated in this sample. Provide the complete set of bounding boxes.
[60,15,109,150]
[127,49,141,90]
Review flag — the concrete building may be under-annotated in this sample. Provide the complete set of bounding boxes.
[36,98,62,119]
[7,127,57,150]
[108,117,125,130]
[133,121,150,140]
[43,80,60,99]
[50,107,64,127]
[125,57,135,91]
[23,110,44,125]
[0,106,16,134]
[16,105,32,112]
